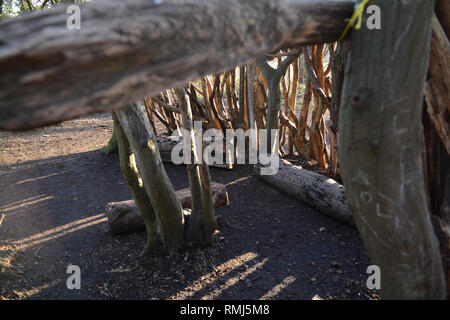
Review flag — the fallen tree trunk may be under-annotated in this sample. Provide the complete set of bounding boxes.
[106,182,229,235]
[253,159,354,226]
[0,0,354,130]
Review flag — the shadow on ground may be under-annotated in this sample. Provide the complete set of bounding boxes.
[0,147,374,300]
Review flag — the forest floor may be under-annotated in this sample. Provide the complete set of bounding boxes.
[0,113,376,300]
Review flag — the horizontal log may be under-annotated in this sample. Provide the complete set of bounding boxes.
[106,182,229,235]
[0,0,354,130]
[254,159,354,226]
[156,135,233,169]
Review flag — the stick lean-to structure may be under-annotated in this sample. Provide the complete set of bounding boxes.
[1,0,448,299]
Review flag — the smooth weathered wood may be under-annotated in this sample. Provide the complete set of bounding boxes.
[254,159,354,226]
[116,102,184,255]
[256,49,300,150]
[176,182,229,210]
[175,87,217,245]
[338,0,446,299]
[304,46,329,170]
[113,111,159,250]
[106,200,148,236]
[106,182,229,235]
[0,0,354,130]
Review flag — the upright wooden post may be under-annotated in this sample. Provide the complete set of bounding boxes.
[338,0,446,298]
[116,102,184,256]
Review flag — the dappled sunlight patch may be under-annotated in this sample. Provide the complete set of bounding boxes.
[2,194,52,212]
[224,176,251,187]
[1,193,54,223]
[260,276,296,300]
[0,242,18,273]
[201,258,268,300]
[169,252,259,300]
[10,280,60,300]
[0,115,113,165]
[14,173,64,185]
[1,213,107,251]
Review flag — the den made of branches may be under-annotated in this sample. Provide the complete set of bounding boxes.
[0,0,449,299]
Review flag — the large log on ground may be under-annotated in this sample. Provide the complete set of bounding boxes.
[0,0,354,130]
[106,182,229,235]
[253,159,354,226]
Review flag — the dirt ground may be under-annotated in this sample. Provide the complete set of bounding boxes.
[0,113,376,300]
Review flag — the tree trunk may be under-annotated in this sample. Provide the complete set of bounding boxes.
[115,102,184,256]
[304,46,329,170]
[266,79,283,152]
[112,112,159,253]
[247,63,258,149]
[174,88,217,245]
[338,0,446,299]
[297,78,312,159]
[329,42,346,176]
[102,119,118,154]
[198,158,217,244]
[257,51,300,151]
[238,66,247,129]
[287,58,299,155]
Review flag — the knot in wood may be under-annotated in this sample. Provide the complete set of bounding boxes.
[350,87,371,109]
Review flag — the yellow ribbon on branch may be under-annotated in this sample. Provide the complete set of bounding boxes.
[335,0,372,43]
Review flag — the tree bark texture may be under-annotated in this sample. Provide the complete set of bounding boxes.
[115,102,184,256]
[112,112,159,252]
[338,0,446,299]
[254,159,354,227]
